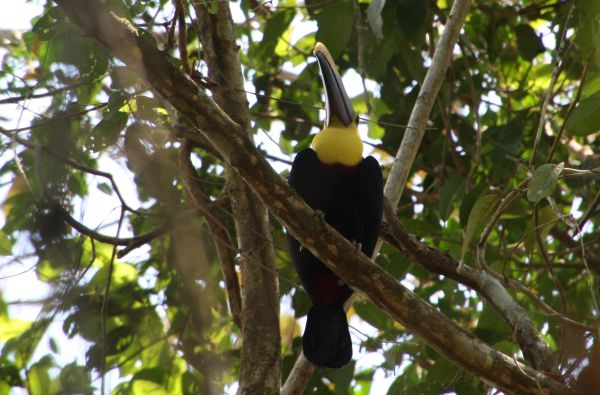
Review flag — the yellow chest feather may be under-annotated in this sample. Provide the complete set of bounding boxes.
[311,123,363,166]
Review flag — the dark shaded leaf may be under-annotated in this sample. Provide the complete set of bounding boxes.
[565,93,600,136]
[316,0,354,59]
[515,24,544,60]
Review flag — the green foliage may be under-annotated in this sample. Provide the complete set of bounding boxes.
[527,163,563,203]
[0,0,598,394]
[565,92,600,136]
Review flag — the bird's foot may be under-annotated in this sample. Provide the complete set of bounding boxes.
[312,210,326,226]
[351,240,362,252]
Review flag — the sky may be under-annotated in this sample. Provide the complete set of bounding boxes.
[0,1,396,394]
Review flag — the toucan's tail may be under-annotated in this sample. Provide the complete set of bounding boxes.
[303,304,352,368]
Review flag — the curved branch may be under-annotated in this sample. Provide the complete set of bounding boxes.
[52,200,174,256]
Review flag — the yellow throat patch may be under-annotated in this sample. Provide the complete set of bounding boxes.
[311,119,363,166]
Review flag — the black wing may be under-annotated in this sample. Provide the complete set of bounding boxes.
[353,156,383,258]
[288,148,330,211]
[288,148,346,301]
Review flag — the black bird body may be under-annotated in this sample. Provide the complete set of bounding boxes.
[289,151,382,305]
[287,43,383,368]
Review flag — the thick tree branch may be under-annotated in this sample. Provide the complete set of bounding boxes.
[55,1,569,393]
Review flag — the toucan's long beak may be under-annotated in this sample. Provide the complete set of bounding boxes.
[314,42,355,127]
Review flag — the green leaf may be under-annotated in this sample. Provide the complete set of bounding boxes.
[524,206,558,254]
[565,93,600,136]
[88,111,128,152]
[316,0,354,59]
[97,182,112,195]
[527,163,563,202]
[132,379,168,395]
[459,184,487,229]
[27,358,55,395]
[438,174,465,221]
[279,136,293,155]
[460,194,500,262]
[292,290,311,317]
[515,24,544,60]
[208,0,219,14]
[32,10,57,41]
[396,0,429,40]
[257,11,294,59]
[0,362,23,387]
[135,95,168,124]
[132,367,166,385]
[354,300,391,330]
[318,361,355,395]
[49,337,59,354]
[475,302,511,344]
[0,231,12,255]
[59,363,94,395]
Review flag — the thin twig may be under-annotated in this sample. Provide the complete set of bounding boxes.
[529,1,575,168]
[546,61,590,164]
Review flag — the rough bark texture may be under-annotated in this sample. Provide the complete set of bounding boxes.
[55,1,569,393]
[193,3,281,394]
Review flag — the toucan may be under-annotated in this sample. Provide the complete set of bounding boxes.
[287,42,383,368]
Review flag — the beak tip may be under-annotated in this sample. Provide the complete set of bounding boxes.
[314,42,325,54]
